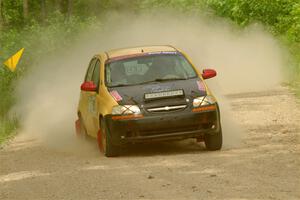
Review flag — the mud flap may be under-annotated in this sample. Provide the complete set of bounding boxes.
[75,119,81,135]
[97,129,103,152]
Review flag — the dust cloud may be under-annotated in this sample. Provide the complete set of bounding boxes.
[13,12,286,152]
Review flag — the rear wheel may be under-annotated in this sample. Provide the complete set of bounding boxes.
[204,128,223,151]
[98,119,120,157]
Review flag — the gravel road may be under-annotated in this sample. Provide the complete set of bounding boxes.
[0,87,299,200]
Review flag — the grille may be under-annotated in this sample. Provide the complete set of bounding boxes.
[147,105,187,113]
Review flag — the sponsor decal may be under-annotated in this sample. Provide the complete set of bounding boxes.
[106,51,180,63]
[143,85,172,93]
[88,96,97,115]
[106,53,146,63]
[145,89,184,100]
[110,90,123,102]
[147,51,178,55]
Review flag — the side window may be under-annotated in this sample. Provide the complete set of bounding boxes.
[91,59,100,89]
[85,58,97,82]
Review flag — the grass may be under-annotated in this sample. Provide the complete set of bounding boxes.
[289,63,300,98]
[291,80,300,99]
[0,117,18,145]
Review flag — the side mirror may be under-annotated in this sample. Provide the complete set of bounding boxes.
[81,81,97,92]
[202,69,217,80]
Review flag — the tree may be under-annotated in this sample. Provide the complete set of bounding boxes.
[67,0,73,17]
[0,0,3,29]
[23,0,29,19]
[41,0,46,20]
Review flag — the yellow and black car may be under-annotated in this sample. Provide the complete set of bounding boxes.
[75,45,222,157]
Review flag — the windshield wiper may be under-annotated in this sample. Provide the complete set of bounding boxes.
[109,78,188,87]
[139,77,188,85]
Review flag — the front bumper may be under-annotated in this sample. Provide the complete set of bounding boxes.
[104,106,221,145]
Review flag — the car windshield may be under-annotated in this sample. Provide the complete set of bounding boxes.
[105,53,197,87]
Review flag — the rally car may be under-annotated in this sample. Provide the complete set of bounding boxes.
[75,45,222,157]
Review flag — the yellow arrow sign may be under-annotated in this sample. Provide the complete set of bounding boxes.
[3,48,25,72]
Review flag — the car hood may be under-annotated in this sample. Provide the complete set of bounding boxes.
[107,78,207,106]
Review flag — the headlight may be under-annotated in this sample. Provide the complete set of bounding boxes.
[193,95,216,107]
[112,105,141,115]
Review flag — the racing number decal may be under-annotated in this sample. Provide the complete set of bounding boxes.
[88,96,96,115]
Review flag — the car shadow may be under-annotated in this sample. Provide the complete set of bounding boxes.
[120,139,207,157]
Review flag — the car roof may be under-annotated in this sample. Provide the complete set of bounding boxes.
[105,45,178,59]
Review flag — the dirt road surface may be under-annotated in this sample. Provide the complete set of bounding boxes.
[1,87,299,200]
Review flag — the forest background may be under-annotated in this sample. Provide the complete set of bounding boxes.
[0,0,299,143]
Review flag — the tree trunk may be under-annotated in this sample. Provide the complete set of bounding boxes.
[0,0,2,29]
[41,0,46,21]
[23,0,29,19]
[67,0,72,17]
[54,0,60,12]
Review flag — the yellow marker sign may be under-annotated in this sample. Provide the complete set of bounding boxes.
[3,48,25,72]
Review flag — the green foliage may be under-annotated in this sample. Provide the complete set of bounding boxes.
[138,0,205,13]
[0,11,99,99]
[204,0,300,85]
[205,0,297,32]
[138,0,300,87]
[0,69,18,116]
[1,0,23,27]
[0,0,300,143]
[0,2,101,143]
[0,117,17,144]
[20,13,99,59]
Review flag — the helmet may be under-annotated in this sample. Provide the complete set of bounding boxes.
[110,62,126,82]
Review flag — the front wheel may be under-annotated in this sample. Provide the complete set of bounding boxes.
[204,128,223,151]
[98,119,120,157]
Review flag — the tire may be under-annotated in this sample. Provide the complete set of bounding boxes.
[204,127,223,151]
[98,119,120,157]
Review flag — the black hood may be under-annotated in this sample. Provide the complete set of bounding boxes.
[108,77,207,106]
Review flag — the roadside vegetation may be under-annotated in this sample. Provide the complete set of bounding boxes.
[0,0,299,144]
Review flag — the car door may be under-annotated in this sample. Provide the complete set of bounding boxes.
[85,59,101,137]
[80,58,97,135]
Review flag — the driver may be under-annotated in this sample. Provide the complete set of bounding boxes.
[110,62,128,85]
[146,55,177,79]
